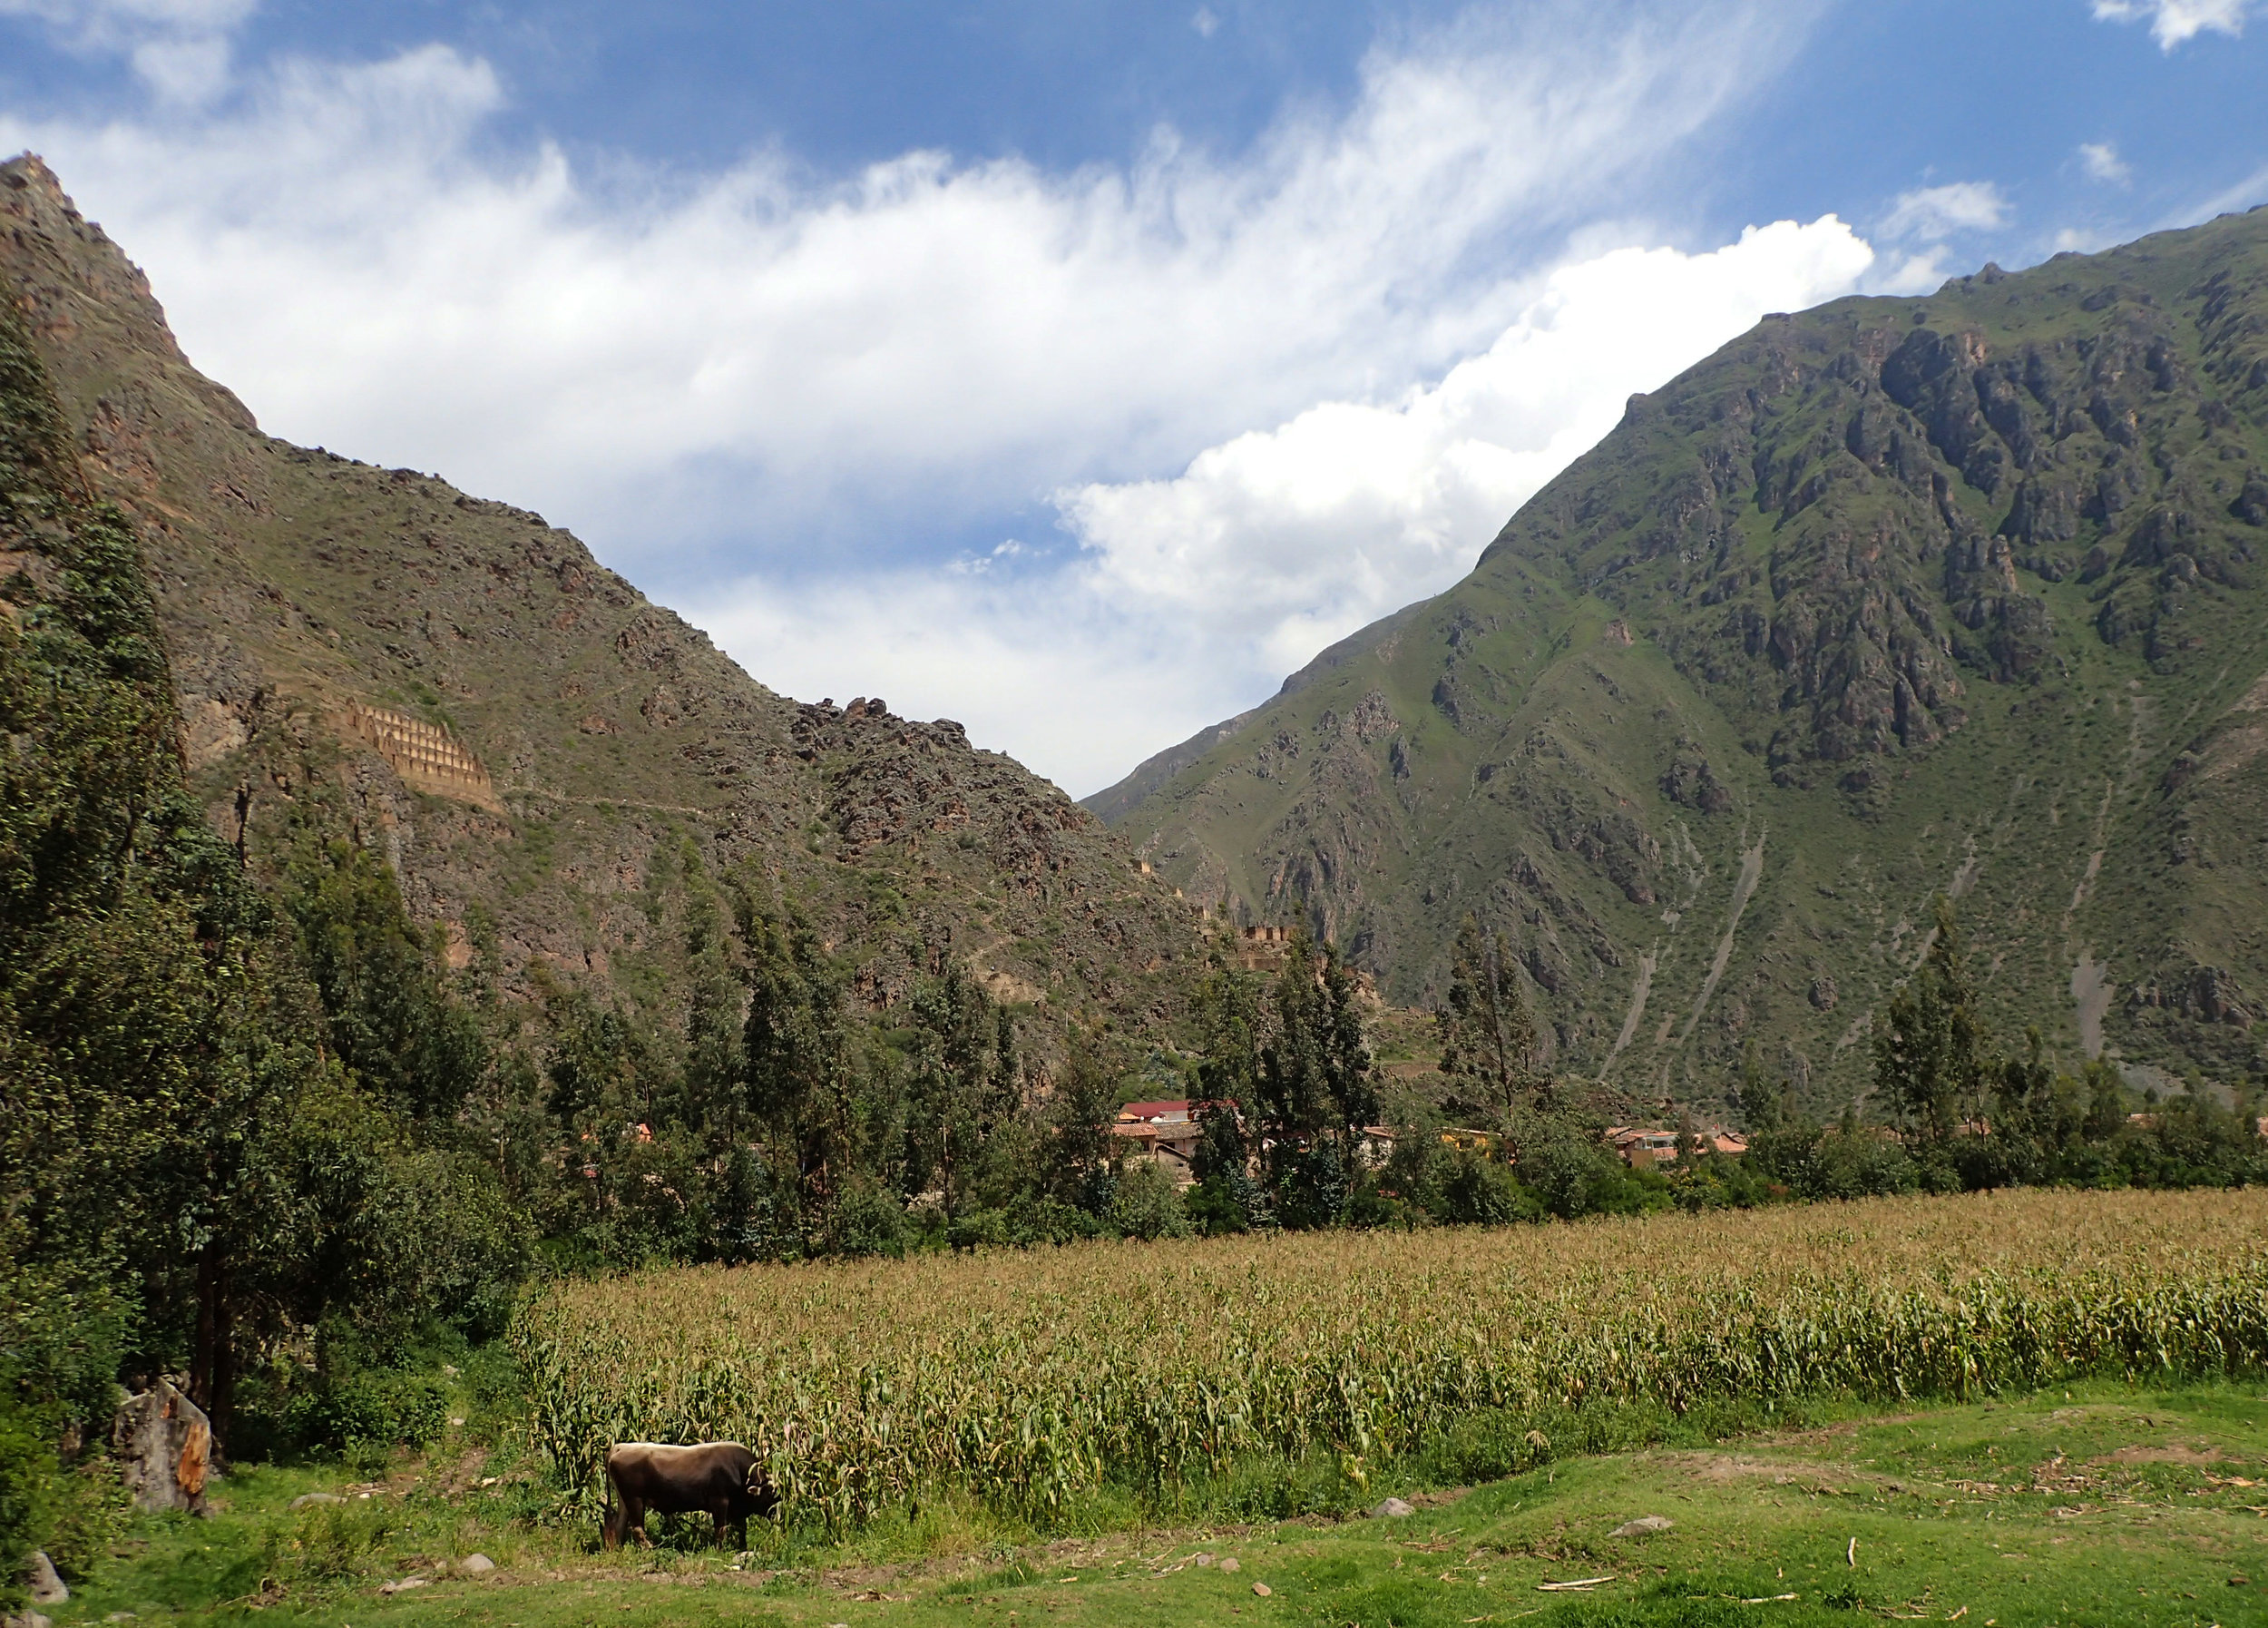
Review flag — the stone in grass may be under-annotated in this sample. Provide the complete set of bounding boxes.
[457,1554,497,1575]
[1370,1497,1415,1519]
[1609,1515,1674,1538]
[378,1577,429,1596]
[1218,1557,1241,1574]
[5,1611,53,1628]
[26,1552,67,1604]
[1252,1582,1272,1597]
[288,1493,345,1510]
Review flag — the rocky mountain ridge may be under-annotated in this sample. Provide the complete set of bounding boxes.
[1092,207,2268,1110]
[0,154,1201,1056]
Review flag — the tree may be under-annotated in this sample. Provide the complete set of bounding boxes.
[1871,897,1989,1155]
[1255,930,1377,1228]
[904,962,1012,1220]
[1045,1035,1122,1215]
[738,904,865,1249]
[1736,1037,1790,1134]
[1437,916,1547,1121]
[283,835,488,1123]
[677,841,748,1145]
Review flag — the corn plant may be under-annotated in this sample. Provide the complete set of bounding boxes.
[512,1189,2268,1526]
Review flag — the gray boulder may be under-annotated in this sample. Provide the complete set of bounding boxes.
[1609,1515,1674,1537]
[25,1553,66,1605]
[288,1493,345,1510]
[456,1554,496,1575]
[5,1611,53,1628]
[111,1380,210,1514]
[1370,1497,1416,1518]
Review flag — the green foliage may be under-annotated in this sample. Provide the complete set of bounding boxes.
[1106,1161,1190,1241]
[37,1457,130,1585]
[282,835,488,1122]
[1871,898,1989,1172]
[0,1379,57,1609]
[1437,915,1546,1119]
[1256,930,1377,1226]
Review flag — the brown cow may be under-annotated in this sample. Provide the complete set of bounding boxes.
[601,1441,777,1549]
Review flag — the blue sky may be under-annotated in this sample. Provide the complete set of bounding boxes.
[2,0,2264,792]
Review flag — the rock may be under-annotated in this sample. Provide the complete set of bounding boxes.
[378,1577,428,1595]
[105,1613,138,1623]
[1609,1515,1674,1537]
[289,1493,345,1510]
[1252,1581,1272,1596]
[457,1554,496,1575]
[5,1611,52,1628]
[25,1553,66,1605]
[1369,1497,1415,1519]
[111,1380,210,1515]
[1218,1557,1240,1574]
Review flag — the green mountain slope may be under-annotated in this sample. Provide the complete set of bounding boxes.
[0,154,1200,1057]
[1091,208,2268,1111]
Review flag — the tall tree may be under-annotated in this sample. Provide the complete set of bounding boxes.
[1437,916,1547,1121]
[1256,930,1377,1228]
[1871,897,1989,1151]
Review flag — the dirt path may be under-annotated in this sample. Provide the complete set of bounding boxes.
[1676,834,1765,1045]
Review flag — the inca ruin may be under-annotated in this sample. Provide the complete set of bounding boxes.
[344,702,503,811]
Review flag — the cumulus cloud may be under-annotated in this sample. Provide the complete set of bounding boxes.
[0,0,255,102]
[2078,142,2131,184]
[0,1,1863,791]
[714,218,1875,793]
[1055,220,1875,683]
[2092,0,2257,48]
[4,8,1812,558]
[1880,180,2009,241]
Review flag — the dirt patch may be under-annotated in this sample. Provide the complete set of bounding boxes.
[1659,1451,1855,1486]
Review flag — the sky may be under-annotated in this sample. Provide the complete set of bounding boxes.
[1,2,2264,795]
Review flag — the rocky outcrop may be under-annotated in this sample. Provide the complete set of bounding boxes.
[0,154,1200,1060]
[112,1380,210,1515]
[1094,206,2268,1102]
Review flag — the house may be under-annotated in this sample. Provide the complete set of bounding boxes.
[1604,1125,1748,1167]
[1606,1126,1681,1167]
[1111,1099,1211,1185]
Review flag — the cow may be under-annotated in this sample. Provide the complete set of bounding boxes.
[601,1441,777,1549]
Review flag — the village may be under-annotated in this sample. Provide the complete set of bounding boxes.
[1108,1096,1750,1187]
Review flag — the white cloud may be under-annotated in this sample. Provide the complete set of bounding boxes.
[1056,221,1874,682]
[1879,180,2009,241]
[2092,0,2256,48]
[2077,142,2130,184]
[713,219,1875,793]
[1191,6,1221,39]
[2,7,1813,549]
[0,0,255,102]
[0,2,1859,794]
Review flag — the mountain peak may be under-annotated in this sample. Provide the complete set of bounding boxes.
[1093,207,2268,1107]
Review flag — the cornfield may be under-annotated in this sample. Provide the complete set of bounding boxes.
[513,1190,2268,1526]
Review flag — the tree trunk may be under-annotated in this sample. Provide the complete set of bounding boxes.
[188,1243,236,1465]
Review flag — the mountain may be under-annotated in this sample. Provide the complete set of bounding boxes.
[1090,208,2268,1111]
[0,154,1200,1054]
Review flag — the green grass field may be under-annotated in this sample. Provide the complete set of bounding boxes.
[47,1378,2268,1628]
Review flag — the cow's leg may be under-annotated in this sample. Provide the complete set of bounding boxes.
[629,1495,653,1547]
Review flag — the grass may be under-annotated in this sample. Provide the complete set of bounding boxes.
[43,1378,2268,1627]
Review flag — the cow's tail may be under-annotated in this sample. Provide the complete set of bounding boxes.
[600,1458,617,1549]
